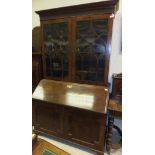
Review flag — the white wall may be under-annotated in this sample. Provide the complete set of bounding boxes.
[109,0,122,86]
[32,0,122,86]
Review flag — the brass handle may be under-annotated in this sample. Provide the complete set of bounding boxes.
[68,133,73,136]
[94,141,99,145]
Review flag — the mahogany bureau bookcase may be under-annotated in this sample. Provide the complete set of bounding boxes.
[33,1,119,155]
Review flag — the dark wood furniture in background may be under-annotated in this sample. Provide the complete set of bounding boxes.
[35,0,118,86]
[32,26,41,52]
[106,73,122,154]
[32,53,42,91]
[32,27,43,91]
[111,73,122,99]
[33,79,109,155]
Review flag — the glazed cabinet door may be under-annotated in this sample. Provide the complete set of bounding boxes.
[73,15,112,85]
[41,14,113,85]
[42,19,71,81]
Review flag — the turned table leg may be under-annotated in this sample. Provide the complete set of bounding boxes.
[111,125,122,149]
[106,112,114,155]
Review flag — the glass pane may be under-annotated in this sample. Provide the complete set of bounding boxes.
[76,19,108,83]
[43,22,69,79]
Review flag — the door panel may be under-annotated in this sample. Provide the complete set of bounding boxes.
[36,104,62,134]
[43,21,70,80]
[74,17,109,85]
[64,108,102,145]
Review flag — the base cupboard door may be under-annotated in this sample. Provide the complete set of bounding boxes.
[64,108,105,149]
[35,103,62,135]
